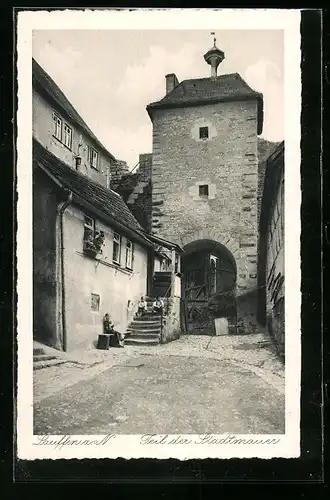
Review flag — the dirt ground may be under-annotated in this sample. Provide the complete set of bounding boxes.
[34,334,285,435]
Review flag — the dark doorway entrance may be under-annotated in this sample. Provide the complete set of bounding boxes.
[182,240,236,335]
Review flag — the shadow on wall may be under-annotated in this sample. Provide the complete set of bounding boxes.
[207,290,236,318]
[236,289,259,335]
[207,288,262,336]
[267,297,285,359]
[33,281,62,350]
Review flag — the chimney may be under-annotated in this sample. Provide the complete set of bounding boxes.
[165,73,179,95]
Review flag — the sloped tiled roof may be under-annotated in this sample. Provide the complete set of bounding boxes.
[147,73,263,134]
[33,139,149,241]
[32,58,116,161]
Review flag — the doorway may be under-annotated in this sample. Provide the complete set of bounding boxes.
[182,240,236,335]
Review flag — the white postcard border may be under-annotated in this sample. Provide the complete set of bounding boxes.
[17,8,301,460]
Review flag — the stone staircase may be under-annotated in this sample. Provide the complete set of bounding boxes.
[33,343,68,371]
[124,298,167,346]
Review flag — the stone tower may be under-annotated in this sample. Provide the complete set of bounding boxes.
[146,39,264,334]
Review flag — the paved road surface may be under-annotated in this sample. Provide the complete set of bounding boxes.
[34,352,285,435]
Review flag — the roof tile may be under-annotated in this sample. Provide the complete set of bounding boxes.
[149,73,262,106]
[147,73,263,134]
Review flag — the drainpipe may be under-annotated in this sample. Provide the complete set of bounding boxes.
[58,190,73,352]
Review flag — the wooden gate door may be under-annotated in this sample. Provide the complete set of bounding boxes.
[183,254,215,335]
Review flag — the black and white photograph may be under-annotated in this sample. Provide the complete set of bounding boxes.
[17,9,301,460]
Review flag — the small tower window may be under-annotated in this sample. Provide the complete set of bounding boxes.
[199,184,209,198]
[199,126,209,139]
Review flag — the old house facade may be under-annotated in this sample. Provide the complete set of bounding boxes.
[32,59,126,188]
[146,41,264,335]
[258,142,285,357]
[32,59,181,352]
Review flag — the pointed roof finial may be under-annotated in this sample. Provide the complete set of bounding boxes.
[204,33,225,79]
[210,32,216,47]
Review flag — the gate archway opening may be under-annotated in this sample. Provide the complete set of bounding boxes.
[182,239,237,335]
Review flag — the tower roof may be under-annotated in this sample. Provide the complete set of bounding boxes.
[147,73,264,134]
[203,40,225,73]
[203,45,225,62]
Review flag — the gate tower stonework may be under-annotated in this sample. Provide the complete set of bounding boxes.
[146,40,264,334]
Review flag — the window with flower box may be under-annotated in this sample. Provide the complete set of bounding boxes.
[82,215,105,257]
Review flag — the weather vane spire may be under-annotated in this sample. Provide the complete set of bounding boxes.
[204,32,225,78]
[210,32,216,47]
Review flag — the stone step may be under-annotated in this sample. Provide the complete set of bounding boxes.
[129,321,161,329]
[134,314,163,321]
[33,354,57,363]
[33,358,68,371]
[126,332,160,340]
[125,337,160,346]
[126,327,161,334]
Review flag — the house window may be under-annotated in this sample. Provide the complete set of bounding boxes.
[89,146,99,170]
[199,126,209,139]
[63,123,72,149]
[91,293,100,311]
[83,215,95,244]
[52,112,62,140]
[199,184,209,198]
[125,240,133,269]
[113,232,121,264]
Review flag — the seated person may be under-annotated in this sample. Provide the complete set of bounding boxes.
[103,313,124,347]
[152,297,164,315]
[137,296,148,317]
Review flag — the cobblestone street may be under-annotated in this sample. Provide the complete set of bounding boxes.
[34,333,285,435]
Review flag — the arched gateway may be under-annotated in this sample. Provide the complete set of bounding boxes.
[182,239,237,335]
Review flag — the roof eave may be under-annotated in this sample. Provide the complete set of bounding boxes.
[146,233,184,253]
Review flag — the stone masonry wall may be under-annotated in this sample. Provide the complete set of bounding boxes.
[151,99,260,332]
[138,153,152,182]
[112,154,152,232]
[110,160,130,187]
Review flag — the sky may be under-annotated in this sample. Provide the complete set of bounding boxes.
[33,30,284,169]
